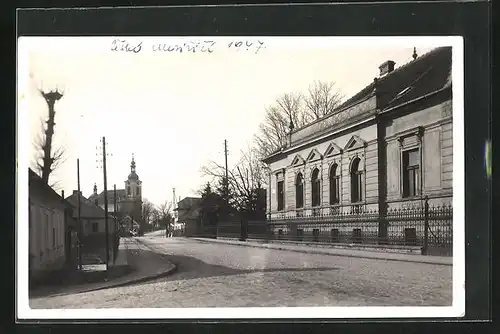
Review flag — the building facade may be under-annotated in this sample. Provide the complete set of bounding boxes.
[29,169,77,284]
[89,154,143,231]
[262,47,453,241]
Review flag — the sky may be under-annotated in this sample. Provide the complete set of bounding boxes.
[20,37,439,207]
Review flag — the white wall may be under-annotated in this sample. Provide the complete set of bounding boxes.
[385,100,453,208]
[29,200,66,272]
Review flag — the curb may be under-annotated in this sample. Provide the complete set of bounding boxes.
[192,238,452,266]
[31,261,178,299]
[82,263,178,292]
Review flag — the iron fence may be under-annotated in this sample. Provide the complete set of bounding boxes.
[214,197,453,256]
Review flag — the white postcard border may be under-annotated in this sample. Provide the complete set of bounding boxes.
[17,35,465,319]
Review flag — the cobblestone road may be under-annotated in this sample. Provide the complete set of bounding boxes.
[30,234,452,308]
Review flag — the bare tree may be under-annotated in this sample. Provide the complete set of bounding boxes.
[200,145,266,214]
[141,199,155,231]
[304,80,344,119]
[151,207,161,229]
[157,200,174,230]
[253,81,343,159]
[32,89,66,188]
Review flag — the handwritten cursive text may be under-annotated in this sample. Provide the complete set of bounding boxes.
[152,41,216,53]
[111,39,143,53]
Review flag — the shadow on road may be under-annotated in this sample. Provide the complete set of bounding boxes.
[128,249,339,286]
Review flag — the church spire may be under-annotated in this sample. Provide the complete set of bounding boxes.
[131,153,136,172]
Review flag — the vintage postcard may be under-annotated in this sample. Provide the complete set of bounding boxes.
[17,36,465,319]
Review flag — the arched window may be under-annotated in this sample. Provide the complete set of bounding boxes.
[311,168,321,207]
[137,187,141,196]
[295,173,304,208]
[127,187,131,196]
[350,157,363,203]
[329,163,340,204]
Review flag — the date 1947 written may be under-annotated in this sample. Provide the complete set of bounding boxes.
[111,39,266,55]
[227,40,265,54]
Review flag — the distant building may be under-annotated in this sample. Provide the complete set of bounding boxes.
[175,197,202,236]
[65,190,118,264]
[29,168,77,285]
[88,154,143,231]
[65,191,118,237]
[263,47,453,234]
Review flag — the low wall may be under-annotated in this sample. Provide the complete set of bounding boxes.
[215,236,423,255]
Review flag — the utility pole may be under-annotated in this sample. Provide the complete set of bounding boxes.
[101,137,110,271]
[114,184,117,230]
[171,188,176,238]
[224,139,229,201]
[113,184,118,233]
[77,158,82,271]
[173,188,176,212]
[114,184,117,261]
[224,139,229,184]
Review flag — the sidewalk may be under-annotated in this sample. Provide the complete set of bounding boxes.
[192,237,453,266]
[30,237,176,299]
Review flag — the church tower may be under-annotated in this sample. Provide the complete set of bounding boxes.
[125,154,142,200]
[121,154,143,231]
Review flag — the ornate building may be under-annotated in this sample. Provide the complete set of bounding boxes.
[89,154,143,231]
[262,47,453,241]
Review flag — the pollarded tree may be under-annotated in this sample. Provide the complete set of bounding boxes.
[32,89,66,189]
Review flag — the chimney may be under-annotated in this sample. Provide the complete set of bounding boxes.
[379,60,396,77]
[61,190,65,199]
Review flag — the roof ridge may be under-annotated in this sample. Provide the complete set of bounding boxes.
[338,46,446,109]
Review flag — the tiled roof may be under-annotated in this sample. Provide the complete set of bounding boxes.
[262,47,452,163]
[338,46,452,111]
[88,189,127,201]
[65,192,109,219]
[28,168,72,209]
[176,197,202,210]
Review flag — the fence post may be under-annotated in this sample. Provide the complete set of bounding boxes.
[240,218,245,241]
[423,196,429,255]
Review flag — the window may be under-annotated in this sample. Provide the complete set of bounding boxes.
[313,228,320,242]
[311,168,321,207]
[329,164,340,204]
[277,180,284,211]
[295,173,304,209]
[92,222,99,233]
[350,157,363,203]
[52,227,55,248]
[402,149,420,197]
[296,229,304,241]
[127,187,131,196]
[137,187,141,196]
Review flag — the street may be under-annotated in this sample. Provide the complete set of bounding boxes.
[30,234,453,308]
